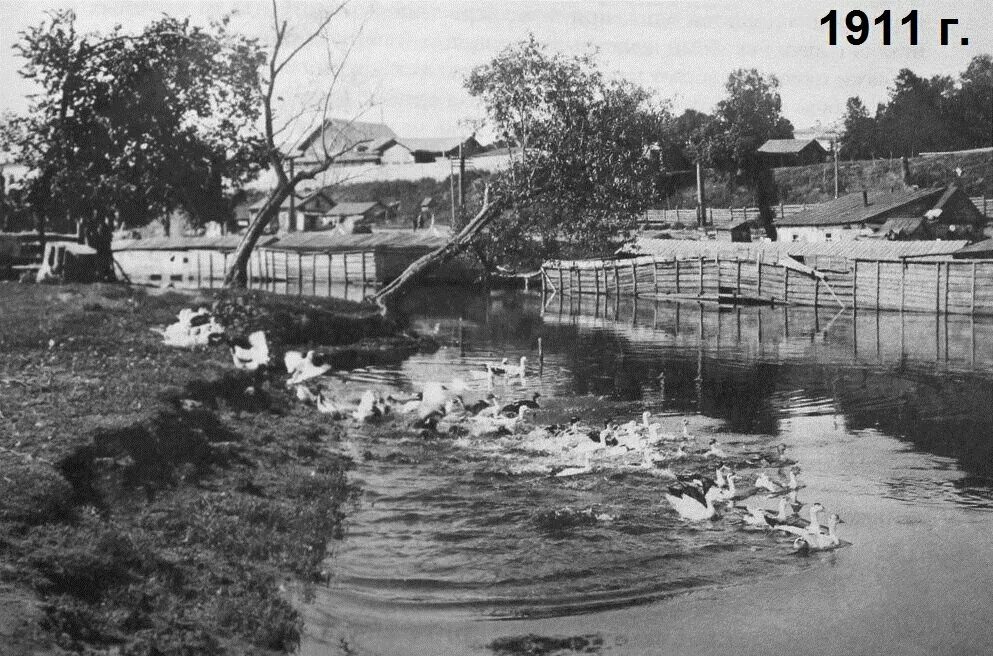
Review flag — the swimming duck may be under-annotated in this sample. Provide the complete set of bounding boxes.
[793,513,844,553]
[774,502,825,536]
[740,497,792,529]
[664,480,718,521]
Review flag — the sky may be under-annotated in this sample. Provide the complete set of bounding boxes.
[1,0,991,143]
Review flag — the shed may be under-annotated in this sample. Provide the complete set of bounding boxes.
[247,188,335,233]
[757,139,829,167]
[952,239,993,259]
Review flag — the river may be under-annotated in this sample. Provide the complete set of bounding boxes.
[296,287,993,655]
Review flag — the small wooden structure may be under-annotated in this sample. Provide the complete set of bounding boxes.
[757,139,829,167]
[112,236,277,288]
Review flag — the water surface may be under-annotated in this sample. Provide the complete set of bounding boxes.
[300,288,993,655]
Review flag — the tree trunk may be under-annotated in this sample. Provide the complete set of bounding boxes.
[373,196,503,311]
[223,185,293,287]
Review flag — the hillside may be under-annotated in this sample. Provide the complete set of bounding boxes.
[666,149,993,209]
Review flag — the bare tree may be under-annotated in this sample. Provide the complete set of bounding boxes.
[224,0,368,287]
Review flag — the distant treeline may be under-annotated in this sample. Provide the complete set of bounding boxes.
[838,55,992,159]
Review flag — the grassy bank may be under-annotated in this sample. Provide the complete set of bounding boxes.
[0,283,431,654]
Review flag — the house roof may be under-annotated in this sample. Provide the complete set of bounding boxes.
[879,216,926,236]
[776,187,945,227]
[757,139,828,155]
[112,236,277,251]
[325,201,384,217]
[265,229,451,253]
[296,119,398,163]
[398,136,475,155]
[953,238,993,258]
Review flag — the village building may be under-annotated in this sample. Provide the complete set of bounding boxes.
[393,136,485,163]
[296,118,399,166]
[245,189,336,233]
[756,138,830,167]
[322,201,387,233]
[775,185,985,244]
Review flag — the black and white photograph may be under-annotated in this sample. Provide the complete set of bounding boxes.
[1,1,992,654]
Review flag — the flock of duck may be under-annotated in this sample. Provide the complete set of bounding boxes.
[157,308,848,555]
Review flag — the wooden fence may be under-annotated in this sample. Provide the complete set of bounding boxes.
[542,254,993,316]
[115,247,376,293]
[639,196,993,230]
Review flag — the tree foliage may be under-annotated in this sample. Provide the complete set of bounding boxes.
[839,56,993,158]
[465,36,670,269]
[4,10,267,244]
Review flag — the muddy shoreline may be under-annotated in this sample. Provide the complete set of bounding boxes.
[0,282,434,655]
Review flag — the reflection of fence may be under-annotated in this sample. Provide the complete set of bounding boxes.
[542,255,993,316]
[543,295,993,375]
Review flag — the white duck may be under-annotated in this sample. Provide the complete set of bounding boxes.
[353,389,383,423]
[285,350,332,386]
[793,513,844,553]
[228,331,270,372]
[664,480,718,521]
[741,497,792,529]
[503,356,528,377]
[774,502,825,536]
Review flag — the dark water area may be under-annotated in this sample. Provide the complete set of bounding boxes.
[300,286,993,655]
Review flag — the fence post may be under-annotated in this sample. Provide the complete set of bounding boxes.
[595,263,601,296]
[852,260,858,309]
[935,261,941,314]
[757,258,762,297]
[576,264,582,296]
[652,256,658,294]
[614,261,620,296]
[698,256,704,296]
[972,261,977,314]
[900,261,906,312]
[558,264,564,295]
[783,267,789,304]
[632,260,638,296]
[675,257,680,294]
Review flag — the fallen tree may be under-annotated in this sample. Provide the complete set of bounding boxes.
[372,190,504,312]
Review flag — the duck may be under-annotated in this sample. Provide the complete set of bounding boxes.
[500,392,541,417]
[702,438,726,459]
[353,389,384,423]
[774,502,825,537]
[294,384,318,404]
[755,466,803,495]
[465,394,498,415]
[285,350,332,386]
[793,514,844,553]
[503,356,528,377]
[486,358,510,375]
[681,418,692,440]
[154,308,225,348]
[224,331,270,372]
[740,497,792,529]
[664,480,718,521]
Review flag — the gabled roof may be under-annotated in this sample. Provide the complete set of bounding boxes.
[757,139,828,155]
[776,187,945,227]
[296,119,398,163]
[953,238,993,258]
[248,189,334,212]
[325,201,384,217]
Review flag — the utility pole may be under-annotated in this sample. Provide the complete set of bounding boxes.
[449,157,457,226]
[458,142,466,215]
[833,140,840,199]
[695,161,707,227]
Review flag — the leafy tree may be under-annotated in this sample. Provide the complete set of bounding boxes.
[875,69,958,157]
[839,96,877,160]
[698,69,793,238]
[5,10,267,278]
[955,55,993,149]
[463,36,671,270]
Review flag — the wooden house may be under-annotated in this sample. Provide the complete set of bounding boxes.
[757,139,829,167]
[775,185,985,244]
[246,189,335,233]
[321,201,387,233]
[296,119,398,166]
